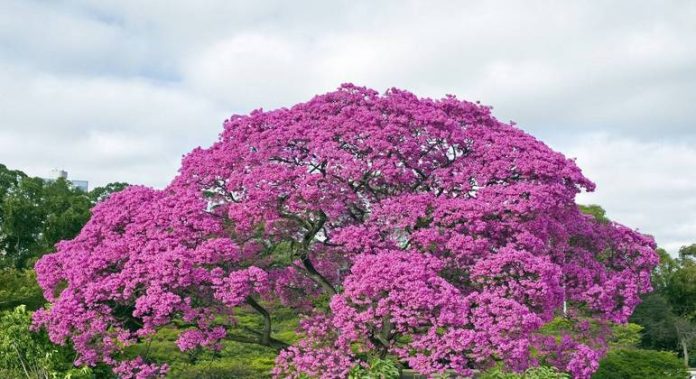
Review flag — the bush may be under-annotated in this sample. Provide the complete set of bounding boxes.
[479,365,570,379]
[609,323,643,350]
[169,360,264,379]
[592,349,687,379]
[129,326,279,378]
[0,269,45,311]
[348,358,401,378]
[0,305,96,378]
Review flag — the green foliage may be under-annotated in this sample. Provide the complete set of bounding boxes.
[679,244,696,260]
[41,178,92,248]
[0,305,94,379]
[631,244,696,366]
[0,163,128,270]
[0,268,44,311]
[539,316,575,337]
[0,163,26,197]
[117,305,298,378]
[650,248,679,291]
[0,174,50,269]
[2,171,691,378]
[592,349,687,379]
[538,316,606,347]
[169,359,267,379]
[609,323,643,350]
[348,358,401,378]
[121,323,278,377]
[0,164,129,375]
[666,247,696,319]
[88,182,129,204]
[578,204,609,223]
[479,364,569,379]
[631,293,679,352]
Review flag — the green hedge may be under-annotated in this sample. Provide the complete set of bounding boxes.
[169,360,269,379]
[479,365,569,379]
[592,349,687,379]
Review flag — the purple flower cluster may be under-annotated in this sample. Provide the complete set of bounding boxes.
[33,84,657,378]
[113,357,169,379]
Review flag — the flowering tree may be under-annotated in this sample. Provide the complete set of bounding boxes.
[33,85,657,378]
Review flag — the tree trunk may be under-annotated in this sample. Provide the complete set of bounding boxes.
[681,337,689,367]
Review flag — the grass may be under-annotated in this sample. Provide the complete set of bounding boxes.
[124,303,300,378]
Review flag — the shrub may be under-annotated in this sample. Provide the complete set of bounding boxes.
[608,323,643,350]
[0,305,96,378]
[592,349,687,379]
[169,360,264,379]
[480,365,570,379]
[0,268,44,311]
[348,358,401,378]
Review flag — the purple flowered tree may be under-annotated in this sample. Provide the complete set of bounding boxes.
[33,85,657,378]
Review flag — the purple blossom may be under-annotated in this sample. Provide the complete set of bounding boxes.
[32,84,657,378]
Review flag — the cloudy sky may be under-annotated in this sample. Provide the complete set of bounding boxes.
[1,0,694,252]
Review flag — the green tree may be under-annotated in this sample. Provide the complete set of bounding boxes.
[666,245,696,366]
[0,165,131,377]
[631,243,696,366]
[0,268,44,311]
[38,178,92,258]
[592,349,687,379]
[0,174,47,269]
[0,163,128,270]
[609,323,643,350]
[578,204,609,223]
[89,182,129,204]
[0,305,94,378]
[0,163,26,212]
[630,293,680,352]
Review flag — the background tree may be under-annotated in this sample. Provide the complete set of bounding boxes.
[0,164,26,213]
[666,245,696,366]
[578,204,609,224]
[0,164,127,270]
[0,173,47,269]
[89,182,130,204]
[0,305,97,379]
[0,269,44,311]
[591,349,687,379]
[0,164,128,314]
[631,244,696,366]
[38,178,92,259]
[630,292,679,352]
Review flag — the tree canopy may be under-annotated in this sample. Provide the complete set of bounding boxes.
[32,85,658,379]
[0,164,126,270]
[631,244,696,366]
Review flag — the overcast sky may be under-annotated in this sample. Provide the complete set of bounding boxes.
[1,0,694,252]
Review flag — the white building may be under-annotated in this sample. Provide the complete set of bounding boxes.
[46,169,89,191]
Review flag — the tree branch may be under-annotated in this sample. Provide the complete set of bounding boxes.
[276,205,338,296]
[300,254,337,295]
[246,296,272,346]
[299,211,337,295]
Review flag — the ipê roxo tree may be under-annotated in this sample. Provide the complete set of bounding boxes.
[33,85,658,378]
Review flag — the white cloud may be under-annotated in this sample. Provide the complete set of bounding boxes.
[0,64,227,187]
[0,0,694,251]
[567,134,696,252]
[183,33,330,111]
[171,0,696,140]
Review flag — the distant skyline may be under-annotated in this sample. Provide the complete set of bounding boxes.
[1,1,694,252]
